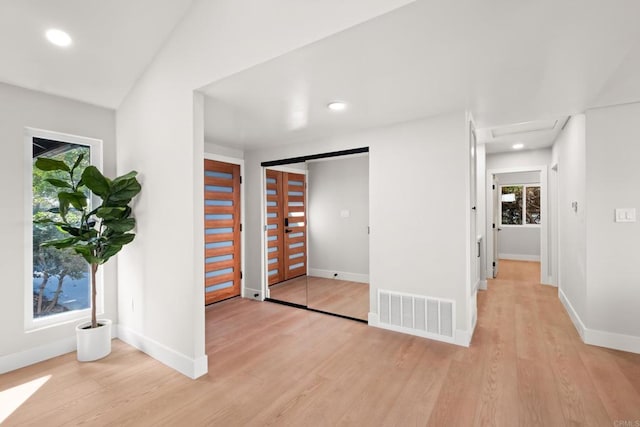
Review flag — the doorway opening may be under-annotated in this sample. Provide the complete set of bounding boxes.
[486,165,550,285]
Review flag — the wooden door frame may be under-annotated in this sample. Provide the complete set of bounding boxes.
[486,165,552,286]
[204,153,245,298]
[261,165,307,300]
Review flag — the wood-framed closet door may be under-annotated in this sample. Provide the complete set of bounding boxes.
[204,159,241,304]
[283,172,307,280]
[266,169,285,285]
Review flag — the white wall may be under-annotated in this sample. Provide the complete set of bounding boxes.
[585,103,640,342]
[204,140,244,159]
[307,155,369,281]
[486,148,551,170]
[245,112,472,339]
[0,83,116,372]
[552,115,587,332]
[496,171,541,260]
[115,0,415,378]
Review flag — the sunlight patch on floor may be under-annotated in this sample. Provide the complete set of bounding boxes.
[0,375,51,423]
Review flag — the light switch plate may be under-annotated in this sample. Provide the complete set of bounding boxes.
[615,208,636,223]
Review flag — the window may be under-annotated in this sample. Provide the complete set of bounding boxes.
[500,184,541,226]
[27,128,102,328]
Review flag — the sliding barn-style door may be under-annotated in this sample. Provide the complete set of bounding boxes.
[204,159,241,304]
[265,169,307,285]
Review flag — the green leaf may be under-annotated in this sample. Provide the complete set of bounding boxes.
[73,246,99,264]
[95,206,126,220]
[41,237,78,249]
[45,178,72,189]
[81,166,111,198]
[106,233,135,246]
[104,218,135,233]
[58,191,88,210]
[100,244,123,263]
[35,158,70,172]
[71,153,85,173]
[60,225,82,237]
[110,174,141,202]
[112,170,138,183]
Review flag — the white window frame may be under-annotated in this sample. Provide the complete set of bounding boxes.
[24,127,104,331]
[499,183,541,228]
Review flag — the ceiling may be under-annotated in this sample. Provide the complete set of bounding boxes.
[0,0,193,109]
[201,0,640,152]
[2,1,640,149]
[476,117,568,154]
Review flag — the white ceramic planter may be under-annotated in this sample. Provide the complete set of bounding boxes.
[75,319,112,362]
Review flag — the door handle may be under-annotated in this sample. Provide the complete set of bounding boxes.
[285,229,292,233]
[498,228,502,231]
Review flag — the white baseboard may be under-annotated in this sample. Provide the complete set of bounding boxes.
[541,275,556,286]
[243,287,263,301]
[368,312,468,347]
[585,328,640,354]
[117,325,208,379]
[0,321,118,374]
[478,280,488,291]
[308,268,368,284]
[558,288,640,354]
[455,329,472,347]
[0,336,76,374]
[499,253,541,262]
[558,288,586,340]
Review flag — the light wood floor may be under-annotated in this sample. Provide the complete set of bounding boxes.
[270,275,369,320]
[3,261,640,425]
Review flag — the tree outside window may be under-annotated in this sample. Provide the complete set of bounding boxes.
[33,142,91,318]
[500,184,540,226]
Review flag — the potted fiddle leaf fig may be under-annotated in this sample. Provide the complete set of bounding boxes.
[35,154,141,361]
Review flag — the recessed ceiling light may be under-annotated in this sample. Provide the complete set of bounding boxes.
[46,29,72,47]
[327,101,347,111]
[512,143,524,150]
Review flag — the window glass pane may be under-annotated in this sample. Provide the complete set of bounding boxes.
[32,141,91,319]
[526,186,541,224]
[501,185,523,225]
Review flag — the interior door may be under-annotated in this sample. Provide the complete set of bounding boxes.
[204,159,241,304]
[492,174,500,278]
[283,172,307,280]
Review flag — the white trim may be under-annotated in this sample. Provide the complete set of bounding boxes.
[261,168,268,299]
[558,288,586,340]
[266,164,307,174]
[478,280,488,290]
[308,268,369,284]
[455,329,473,347]
[585,328,640,355]
[0,336,76,374]
[117,325,208,379]
[244,287,263,301]
[558,288,640,354]
[203,153,245,299]
[498,253,541,262]
[25,127,104,332]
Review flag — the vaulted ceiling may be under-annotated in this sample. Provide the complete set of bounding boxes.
[0,0,193,108]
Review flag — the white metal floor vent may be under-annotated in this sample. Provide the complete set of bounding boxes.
[377,289,456,343]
